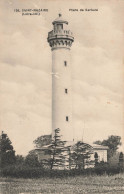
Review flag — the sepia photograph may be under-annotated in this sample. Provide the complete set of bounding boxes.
[0,0,124,193]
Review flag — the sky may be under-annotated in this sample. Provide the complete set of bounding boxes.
[0,0,124,155]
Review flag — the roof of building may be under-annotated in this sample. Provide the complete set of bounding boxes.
[34,141,108,151]
[91,143,109,150]
[52,14,68,25]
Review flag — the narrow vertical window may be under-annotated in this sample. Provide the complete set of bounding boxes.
[65,89,68,94]
[66,116,69,121]
[64,61,67,66]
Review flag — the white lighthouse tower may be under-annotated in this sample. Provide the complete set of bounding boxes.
[48,14,74,141]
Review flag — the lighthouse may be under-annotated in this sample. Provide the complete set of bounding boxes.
[48,14,74,141]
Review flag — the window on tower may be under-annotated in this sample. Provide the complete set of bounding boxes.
[64,61,67,66]
[57,24,63,30]
[66,116,69,121]
[65,89,68,94]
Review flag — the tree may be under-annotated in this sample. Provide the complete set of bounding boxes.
[44,128,68,170]
[0,131,16,167]
[15,155,25,165]
[33,134,52,148]
[94,152,98,166]
[94,135,122,160]
[93,140,102,145]
[25,150,40,167]
[70,141,93,170]
[119,152,123,171]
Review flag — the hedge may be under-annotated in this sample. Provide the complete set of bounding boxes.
[0,164,122,178]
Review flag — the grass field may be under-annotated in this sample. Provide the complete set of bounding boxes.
[0,174,124,194]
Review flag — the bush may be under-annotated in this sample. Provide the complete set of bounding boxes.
[0,165,93,178]
[0,165,44,178]
[95,162,120,175]
[24,152,41,167]
[0,163,122,178]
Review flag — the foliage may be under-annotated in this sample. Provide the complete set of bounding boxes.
[70,141,93,170]
[94,152,98,166]
[0,131,16,168]
[25,150,41,167]
[43,128,68,169]
[94,135,122,159]
[119,152,123,162]
[33,134,52,148]
[102,136,121,157]
[0,165,44,178]
[119,152,124,171]
[93,140,102,145]
[94,161,121,175]
[1,164,122,179]
[15,155,25,165]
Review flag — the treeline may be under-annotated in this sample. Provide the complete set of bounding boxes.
[0,130,124,178]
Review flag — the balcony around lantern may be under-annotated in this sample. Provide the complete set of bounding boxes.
[48,29,74,42]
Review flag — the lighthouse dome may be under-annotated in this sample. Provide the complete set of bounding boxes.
[52,14,68,25]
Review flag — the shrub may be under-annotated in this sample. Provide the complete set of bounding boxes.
[0,165,44,178]
[0,163,122,178]
[95,162,120,175]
